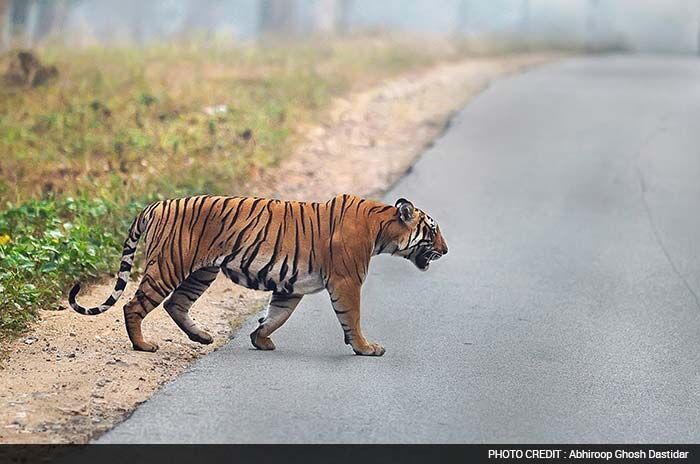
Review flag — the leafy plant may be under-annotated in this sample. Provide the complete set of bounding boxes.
[0,196,146,338]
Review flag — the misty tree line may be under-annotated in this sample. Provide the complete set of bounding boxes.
[0,0,356,49]
[0,0,695,54]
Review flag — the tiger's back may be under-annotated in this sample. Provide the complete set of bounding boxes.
[139,195,371,294]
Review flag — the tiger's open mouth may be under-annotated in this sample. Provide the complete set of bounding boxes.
[416,250,443,271]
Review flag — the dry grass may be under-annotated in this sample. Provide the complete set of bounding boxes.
[0,37,457,205]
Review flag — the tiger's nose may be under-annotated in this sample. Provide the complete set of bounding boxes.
[436,236,448,255]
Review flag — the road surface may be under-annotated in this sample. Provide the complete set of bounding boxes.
[100,56,700,443]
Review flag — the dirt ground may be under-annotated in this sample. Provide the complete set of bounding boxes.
[0,53,557,444]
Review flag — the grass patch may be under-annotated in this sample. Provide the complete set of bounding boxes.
[1,37,453,203]
[0,196,148,337]
[0,36,465,341]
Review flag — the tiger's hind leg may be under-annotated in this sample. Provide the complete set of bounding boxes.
[164,266,219,345]
[124,274,171,352]
[250,293,303,351]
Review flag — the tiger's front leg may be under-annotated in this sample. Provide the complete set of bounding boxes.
[250,293,303,351]
[328,279,385,356]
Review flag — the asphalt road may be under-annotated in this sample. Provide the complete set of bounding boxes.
[100,56,700,443]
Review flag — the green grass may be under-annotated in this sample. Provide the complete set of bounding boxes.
[0,196,145,335]
[0,37,463,341]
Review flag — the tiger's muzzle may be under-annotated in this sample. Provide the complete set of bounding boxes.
[416,248,445,271]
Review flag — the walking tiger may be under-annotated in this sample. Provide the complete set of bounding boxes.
[69,194,448,356]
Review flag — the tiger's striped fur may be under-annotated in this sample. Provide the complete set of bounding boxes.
[68,194,448,356]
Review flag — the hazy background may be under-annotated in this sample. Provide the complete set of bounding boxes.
[1,0,699,54]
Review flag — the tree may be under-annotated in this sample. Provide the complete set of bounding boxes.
[0,0,9,49]
[24,0,40,46]
[307,0,354,36]
[336,0,353,35]
[180,0,224,38]
[34,0,58,43]
[259,0,299,37]
[10,0,30,44]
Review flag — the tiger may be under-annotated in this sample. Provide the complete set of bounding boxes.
[68,194,448,356]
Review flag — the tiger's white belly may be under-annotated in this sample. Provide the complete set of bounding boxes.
[217,252,325,295]
[289,273,326,294]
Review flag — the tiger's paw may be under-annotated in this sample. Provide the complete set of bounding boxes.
[250,328,276,351]
[133,341,159,352]
[352,342,385,357]
[188,331,213,345]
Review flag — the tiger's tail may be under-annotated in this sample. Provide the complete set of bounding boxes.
[68,208,148,316]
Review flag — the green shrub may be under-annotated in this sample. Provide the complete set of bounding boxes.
[0,196,147,337]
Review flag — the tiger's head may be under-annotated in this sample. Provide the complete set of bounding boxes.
[388,198,448,271]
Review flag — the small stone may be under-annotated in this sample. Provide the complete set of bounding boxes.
[23,338,37,345]
[13,412,28,427]
[67,353,76,358]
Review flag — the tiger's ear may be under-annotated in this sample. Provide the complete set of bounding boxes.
[395,198,415,223]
